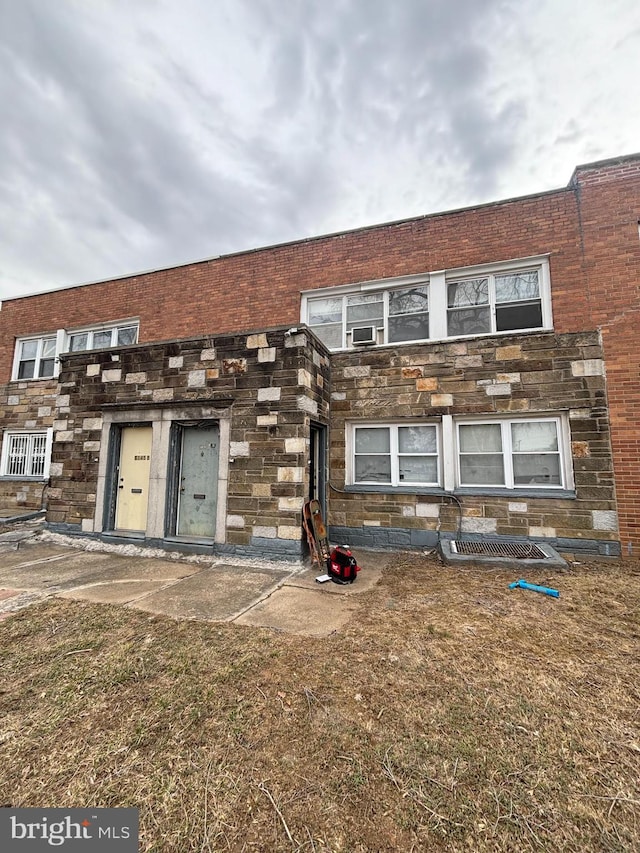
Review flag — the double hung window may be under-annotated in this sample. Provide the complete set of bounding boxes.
[348,416,569,492]
[446,269,542,337]
[15,337,56,380]
[353,424,440,486]
[303,257,549,350]
[457,417,564,489]
[13,321,139,381]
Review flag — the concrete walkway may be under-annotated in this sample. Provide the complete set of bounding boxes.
[0,531,387,636]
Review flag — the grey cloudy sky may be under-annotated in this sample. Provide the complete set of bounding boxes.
[0,0,638,300]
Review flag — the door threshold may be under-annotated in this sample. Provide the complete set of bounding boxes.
[103,530,145,540]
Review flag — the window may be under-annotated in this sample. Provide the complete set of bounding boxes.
[68,323,138,352]
[302,256,549,350]
[14,337,56,379]
[447,269,543,337]
[347,415,571,493]
[352,423,440,486]
[1,431,52,478]
[12,322,139,381]
[456,417,564,489]
[307,281,430,349]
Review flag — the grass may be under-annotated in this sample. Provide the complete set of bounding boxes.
[0,553,639,851]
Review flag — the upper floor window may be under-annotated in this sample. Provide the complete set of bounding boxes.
[447,270,542,337]
[12,321,139,381]
[0,430,52,478]
[302,256,550,351]
[68,323,138,352]
[14,337,56,380]
[307,283,429,349]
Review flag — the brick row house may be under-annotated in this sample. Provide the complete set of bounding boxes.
[0,153,638,559]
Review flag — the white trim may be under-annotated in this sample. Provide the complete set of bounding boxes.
[345,413,573,494]
[443,254,551,279]
[64,319,139,353]
[12,319,140,382]
[348,421,442,487]
[454,415,569,490]
[11,334,57,382]
[302,255,552,351]
[0,428,53,478]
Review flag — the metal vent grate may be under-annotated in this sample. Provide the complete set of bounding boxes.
[451,540,548,559]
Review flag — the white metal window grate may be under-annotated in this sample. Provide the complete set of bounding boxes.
[6,433,48,477]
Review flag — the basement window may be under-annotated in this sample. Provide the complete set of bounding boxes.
[0,430,52,478]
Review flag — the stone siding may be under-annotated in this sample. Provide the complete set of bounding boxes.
[329,330,619,555]
[0,380,57,512]
[47,327,330,558]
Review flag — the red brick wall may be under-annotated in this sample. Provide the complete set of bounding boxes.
[0,188,583,382]
[572,158,640,552]
[1,154,639,547]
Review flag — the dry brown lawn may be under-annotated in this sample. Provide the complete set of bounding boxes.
[0,554,638,852]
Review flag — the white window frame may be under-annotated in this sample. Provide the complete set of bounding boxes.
[345,414,573,493]
[11,320,139,381]
[12,335,57,381]
[347,422,441,487]
[0,429,53,479]
[301,255,551,351]
[304,274,430,350]
[453,415,572,491]
[65,321,139,353]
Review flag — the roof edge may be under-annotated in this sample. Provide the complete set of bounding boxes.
[3,186,574,305]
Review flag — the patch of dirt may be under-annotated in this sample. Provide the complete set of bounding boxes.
[0,553,638,851]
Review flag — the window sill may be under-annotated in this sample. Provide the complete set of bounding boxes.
[343,484,576,500]
[9,377,57,384]
[322,326,553,354]
[0,476,49,482]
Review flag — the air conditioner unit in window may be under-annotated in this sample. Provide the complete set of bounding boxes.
[351,325,377,345]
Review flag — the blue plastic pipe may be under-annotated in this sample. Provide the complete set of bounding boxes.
[508,578,560,598]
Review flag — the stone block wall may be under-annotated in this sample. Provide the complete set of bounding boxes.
[328,330,619,556]
[0,380,57,512]
[47,326,330,558]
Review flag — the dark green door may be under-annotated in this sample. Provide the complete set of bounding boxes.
[177,424,219,538]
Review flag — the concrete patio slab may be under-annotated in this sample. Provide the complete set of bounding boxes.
[0,549,114,592]
[130,564,292,621]
[0,543,76,570]
[59,580,170,605]
[54,557,200,587]
[0,536,386,633]
[235,585,358,637]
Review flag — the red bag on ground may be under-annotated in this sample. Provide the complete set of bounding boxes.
[327,546,360,585]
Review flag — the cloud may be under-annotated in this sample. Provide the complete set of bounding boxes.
[0,0,637,298]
